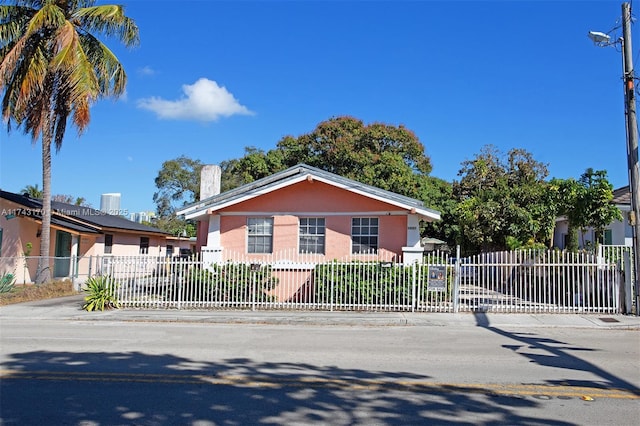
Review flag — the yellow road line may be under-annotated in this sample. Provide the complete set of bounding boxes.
[1,369,638,400]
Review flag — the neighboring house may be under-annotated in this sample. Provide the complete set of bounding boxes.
[421,237,449,253]
[0,190,168,283]
[165,235,197,258]
[552,185,633,249]
[177,164,441,267]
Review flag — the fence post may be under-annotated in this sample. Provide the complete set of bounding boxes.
[411,262,417,312]
[250,263,260,311]
[623,251,633,314]
[330,261,334,312]
[177,258,183,310]
[453,245,461,313]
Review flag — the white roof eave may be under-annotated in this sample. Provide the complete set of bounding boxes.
[181,170,441,221]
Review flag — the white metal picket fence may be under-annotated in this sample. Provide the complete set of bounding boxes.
[454,250,623,313]
[2,246,630,314]
[87,248,626,314]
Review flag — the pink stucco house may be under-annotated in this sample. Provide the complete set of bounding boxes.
[177,164,441,267]
[0,190,169,283]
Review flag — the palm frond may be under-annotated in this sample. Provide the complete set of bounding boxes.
[0,6,35,46]
[25,3,65,37]
[1,0,136,143]
[79,32,126,96]
[74,5,139,47]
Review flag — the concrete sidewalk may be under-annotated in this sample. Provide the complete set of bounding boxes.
[1,294,640,329]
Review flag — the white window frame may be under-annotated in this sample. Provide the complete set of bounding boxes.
[247,217,274,254]
[351,217,379,254]
[299,217,325,254]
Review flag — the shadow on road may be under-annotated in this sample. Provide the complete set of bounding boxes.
[474,312,640,395]
[1,349,572,425]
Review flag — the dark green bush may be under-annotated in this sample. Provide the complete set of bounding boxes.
[313,262,413,306]
[167,263,278,303]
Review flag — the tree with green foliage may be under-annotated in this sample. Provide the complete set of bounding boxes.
[218,116,436,201]
[220,146,285,189]
[152,156,205,236]
[577,169,622,245]
[51,194,91,206]
[275,116,432,199]
[21,184,42,198]
[21,185,90,206]
[153,156,204,217]
[552,169,622,250]
[419,176,457,247]
[1,0,139,283]
[453,145,552,253]
[549,177,581,251]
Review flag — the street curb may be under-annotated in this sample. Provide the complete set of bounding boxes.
[2,295,640,329]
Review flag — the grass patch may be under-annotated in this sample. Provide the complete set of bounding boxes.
[0,280,80,306]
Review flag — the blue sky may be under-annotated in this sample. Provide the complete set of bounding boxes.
[1,0,637,215]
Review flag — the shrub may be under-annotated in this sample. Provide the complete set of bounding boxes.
[313,261,413,306]
[162,263,279,303]
[0,273,15,294]
[83,276,120,311]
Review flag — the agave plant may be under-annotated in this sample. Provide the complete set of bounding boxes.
[82,276,120,311]
[0,273,15,294]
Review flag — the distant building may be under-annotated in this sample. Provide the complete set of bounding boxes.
[129,211,156,224]
[100,193,122,215]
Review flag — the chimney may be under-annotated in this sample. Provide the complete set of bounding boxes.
[200,165,221,201]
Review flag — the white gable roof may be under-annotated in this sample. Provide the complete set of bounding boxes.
[177,164,441,221]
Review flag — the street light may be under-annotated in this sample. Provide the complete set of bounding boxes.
[587,31,612,45]
[589,2,640,315]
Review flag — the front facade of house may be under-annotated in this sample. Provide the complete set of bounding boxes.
[552,186,633,249]
[178,164,441,267]
[0,190,168,283]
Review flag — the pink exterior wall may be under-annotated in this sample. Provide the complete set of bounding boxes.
[230,180,400,213]
[1,198,169,282]
[215,180,408,260]
[103,233,164,257]
[1,199,45,283]
[166,236,197,256]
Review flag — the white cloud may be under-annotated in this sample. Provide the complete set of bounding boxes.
[136,78,254,122]
[138,66,156,76]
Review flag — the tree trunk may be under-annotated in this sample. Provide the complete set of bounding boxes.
[566,224,579,253]
[36,135,52,284]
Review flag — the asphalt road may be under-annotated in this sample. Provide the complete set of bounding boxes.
[1,309,639,426]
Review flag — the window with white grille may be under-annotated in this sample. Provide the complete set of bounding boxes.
[299,218,325,254]
[351,217,378,254]
[248,217,273,253]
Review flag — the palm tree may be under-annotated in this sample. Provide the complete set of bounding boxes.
[21,183,43,198]
[0,0,138,283]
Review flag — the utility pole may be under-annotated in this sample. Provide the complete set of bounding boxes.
[621,2,640,315]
